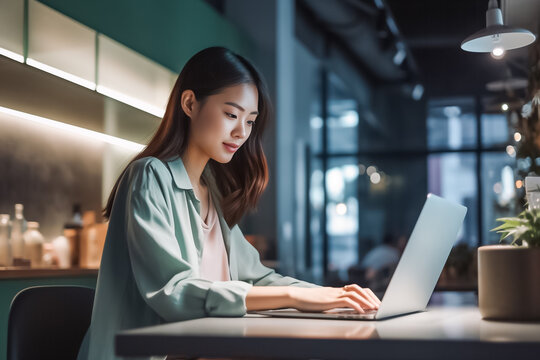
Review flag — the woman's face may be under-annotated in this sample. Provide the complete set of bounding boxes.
[185,83,259,163]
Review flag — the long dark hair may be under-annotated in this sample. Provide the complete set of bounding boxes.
[102,46,272,228]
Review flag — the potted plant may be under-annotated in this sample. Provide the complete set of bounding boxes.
[479,186,540,321]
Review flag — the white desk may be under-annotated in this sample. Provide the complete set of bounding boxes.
[116,305,540,359]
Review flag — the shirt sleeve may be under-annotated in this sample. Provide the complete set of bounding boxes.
[124,159,253,322]
[231,224,322,288]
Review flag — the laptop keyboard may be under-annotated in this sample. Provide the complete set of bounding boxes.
[327,309,377,315]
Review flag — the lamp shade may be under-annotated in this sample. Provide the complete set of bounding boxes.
[460,0,536,53]
[461,26,536,52]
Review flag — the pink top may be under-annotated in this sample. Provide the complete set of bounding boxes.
[199,192,231,282]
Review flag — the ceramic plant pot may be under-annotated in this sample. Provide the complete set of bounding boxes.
[478,245,540,321]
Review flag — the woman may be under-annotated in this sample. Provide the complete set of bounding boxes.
[76,46,380,360]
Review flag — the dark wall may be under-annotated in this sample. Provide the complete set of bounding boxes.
[0,112,103,240]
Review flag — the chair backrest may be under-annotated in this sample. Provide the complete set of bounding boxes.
[7,285,95,360]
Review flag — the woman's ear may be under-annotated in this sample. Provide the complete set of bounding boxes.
[180,89,198,118]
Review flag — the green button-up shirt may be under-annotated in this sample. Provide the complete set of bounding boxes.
[77,155,320,360]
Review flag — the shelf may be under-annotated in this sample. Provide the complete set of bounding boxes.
[0,266,99,279]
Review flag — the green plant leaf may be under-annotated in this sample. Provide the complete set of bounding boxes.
[490,207,540,248]
[492,221,526,231]
[495,216,527,223]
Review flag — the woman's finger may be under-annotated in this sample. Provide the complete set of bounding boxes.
[344,290,377,310]
[364,287,382,305]
[351,284,381,306]
[341,297,365,313]
[347,284,379,308]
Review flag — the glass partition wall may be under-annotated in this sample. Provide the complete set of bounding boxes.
[308,69,517,290]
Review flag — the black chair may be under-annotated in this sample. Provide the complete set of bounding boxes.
[7,285,95,360]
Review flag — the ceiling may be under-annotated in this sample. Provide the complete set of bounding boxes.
[298,0,540,98]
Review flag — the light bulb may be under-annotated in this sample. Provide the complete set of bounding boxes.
[336,203,347,215]
[370,172,381,184]
[491,47,505,59]
[506,145,516,157]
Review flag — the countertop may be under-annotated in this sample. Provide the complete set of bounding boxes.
[0,266,99,279]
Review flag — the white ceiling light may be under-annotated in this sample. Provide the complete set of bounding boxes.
[490,46,505,59]
[412,84,424,100]
[393,42,406,66]
[461,0,536,53]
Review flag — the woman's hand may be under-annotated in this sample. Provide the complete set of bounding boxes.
[288,284,381,314]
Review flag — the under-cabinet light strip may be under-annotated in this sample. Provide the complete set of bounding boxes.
[96,85,165,118]
[0,105,145,152]
[0,51,166,118]
[0,47,24,63]
[26,58,97,90]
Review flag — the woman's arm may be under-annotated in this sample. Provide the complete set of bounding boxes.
[245,284,381,313]
[245,286,292,311]
[232,225,381,313]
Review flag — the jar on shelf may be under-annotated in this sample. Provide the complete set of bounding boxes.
[63,203,83,267]
[0,214,12,266]
[23,221,44,268]
[52,235,71,269]
[10,203,26,262]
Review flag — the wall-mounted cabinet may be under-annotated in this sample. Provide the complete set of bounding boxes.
[28,0,96,89]
[0,0,24,60]
[0,0,177,234]
[97,34,176,117]
[0,0,177,120]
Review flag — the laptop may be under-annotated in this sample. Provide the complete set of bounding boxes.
[252,193,467,320]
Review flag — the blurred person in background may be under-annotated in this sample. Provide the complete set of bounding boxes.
[361,233,403,292]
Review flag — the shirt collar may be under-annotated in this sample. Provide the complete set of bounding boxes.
[164,155,214,192]
[164,156,193,190]
[165,155,232,239]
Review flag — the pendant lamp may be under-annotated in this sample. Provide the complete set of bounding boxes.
[461,0,536,53]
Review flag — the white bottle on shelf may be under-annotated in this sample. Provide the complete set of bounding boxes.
[23,221,44,268]
[52,235,71,268]
[0,214,12,266]
[10,204,26,262]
